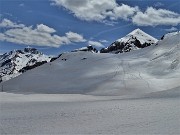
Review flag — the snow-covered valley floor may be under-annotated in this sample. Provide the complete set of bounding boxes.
[0,32,180,134]
[0,92,180,135]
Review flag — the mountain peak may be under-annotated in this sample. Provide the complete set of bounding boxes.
[0,48,51,82]
[100,29,158,54]
[128,28,151,38]
[119,29,158,44]
[24,47,41,54]
[129,28,142,34]
[72,45,98,53]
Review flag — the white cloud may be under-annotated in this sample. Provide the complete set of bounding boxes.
[19,3,24,7]
[66,31,86,42]
[51,0,180,26]
[0,19,86,47]
[51,0,138,22]
[164,27,178,32]
[0,27,69,47]
[88,40,104,48]
[0,18,25,28]
[111,4,139,20]
[99,39,108,43]
[132,7,180,26]
[37,24,56,33]
[154,2,164,7]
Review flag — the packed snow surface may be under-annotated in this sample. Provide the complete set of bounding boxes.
[0,32,180,134]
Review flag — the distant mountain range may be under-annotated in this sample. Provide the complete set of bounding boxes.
[0,29,179,83]
[1,29,179,96]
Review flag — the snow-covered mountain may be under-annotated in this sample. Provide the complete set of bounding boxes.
[1,31,179,96]
[100,28,158,53]
[0,47,51,82]
[72,45,98,53]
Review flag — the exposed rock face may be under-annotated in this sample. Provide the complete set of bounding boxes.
[100,28,158,54]
[0,47,51,82]
[72,45,98,53]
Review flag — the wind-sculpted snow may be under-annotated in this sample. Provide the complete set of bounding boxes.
[1,32,179,97]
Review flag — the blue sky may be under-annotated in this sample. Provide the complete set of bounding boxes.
[0,0,179,55]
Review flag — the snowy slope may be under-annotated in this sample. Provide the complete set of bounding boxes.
[101,28,158,53]
[161,31,180,40]
[0,47,51,82]
[1,31,179,97]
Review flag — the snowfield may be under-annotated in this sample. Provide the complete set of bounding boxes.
[0,32,180,134]
[1,94,180,134]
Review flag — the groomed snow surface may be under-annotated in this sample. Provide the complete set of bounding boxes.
[0,32,180,134]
